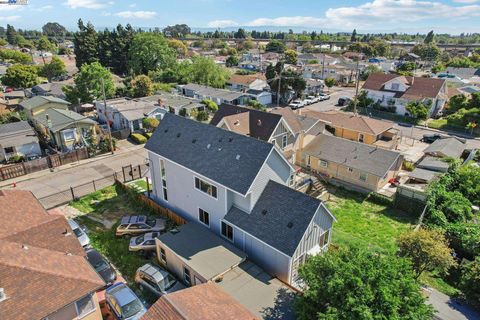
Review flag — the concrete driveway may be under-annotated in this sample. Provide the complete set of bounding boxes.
[428,289,480,320]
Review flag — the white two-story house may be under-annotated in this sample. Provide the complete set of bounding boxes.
[145,114,335,286]
[362,73,447,117]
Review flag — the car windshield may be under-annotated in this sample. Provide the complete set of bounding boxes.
[73,228,83,237]
[134,235,144,245]
[146,219,156,227]
[159,274,178,291]
[94,260,110,272]
[121,298,144,318]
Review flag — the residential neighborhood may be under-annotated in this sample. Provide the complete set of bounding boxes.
[1,1,480,320]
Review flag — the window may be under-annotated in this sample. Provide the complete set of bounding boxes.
[281,135,288,149]
[358,133,364,143]
[198,208,210,227]
[359,173,367,182]
[319,229,330,248]
[183,267,191,286]
[348,167,353,173]
[62,129,76,141]
[319,160,328,168]
[4,146,14,154]
[194,177,217,198]
[75,294,96,319]
[160,248,167,264]
[221,221,233,242]
[307,156,311,167]
[391,83,400,91]
[271,138,276,147]
[160,160,168,201]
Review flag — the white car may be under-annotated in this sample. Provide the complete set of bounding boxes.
[303,98,314,105]
[307,95,320,103]
[68,219,90,247]
[129,232,161,252]
[289,102,302,110]
[319,93,331,101]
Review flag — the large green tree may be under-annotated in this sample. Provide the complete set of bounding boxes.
[130,75,153,98]
[295,246,434,320]
[128,33,177,75]
[406,101,429,120]
[42,22,67,39]
[284,49,298,65]
[40,56,66,81]
[460,257,480,303]
[69,61,115,103]
[265,39,286,53]
[73,19,98,68]
[1,64,39,88]
[36,36,56,64]
[0,49,31,64]
[6,24,16,45]
[183,56,230,88]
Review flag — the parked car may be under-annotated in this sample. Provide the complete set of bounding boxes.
[288,102,302,110]
[303,97,314,105]
[86,248,117,287]
[129,232,161,252]
[292,99,305,107]
[421,134,443,144]
[68,219,90,247]
[105,283,147,320]
[319,93,331,101]
[135,263,185,297]
[115,215,166,237]
[307,95,320,103]
[337,97,352,106]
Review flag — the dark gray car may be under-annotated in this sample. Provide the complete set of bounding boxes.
[86,248,117,287]
[135,263,185,297]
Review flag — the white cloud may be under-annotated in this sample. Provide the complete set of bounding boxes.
[64,0,111,9]
[129,3,137,8]
[114,11,157,19]
[0,15,21,22]
[247,16,325,27]
[207,20,239,28]
[453,0,478,3]
[37,5,54,11]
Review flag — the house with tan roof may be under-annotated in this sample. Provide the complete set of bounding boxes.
[302,110,400,150]
[362,73,447,117]
[226,73,268,92]
[0,190,104,320]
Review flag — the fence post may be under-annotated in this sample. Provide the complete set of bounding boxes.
[70,187,75,201]
[75,149,80,162]
[138,165,142,179]
[130,164,133,181]
[93,180,96,192]
[146,176,150,198]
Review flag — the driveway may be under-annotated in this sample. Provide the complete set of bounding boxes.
[305,86,356,113]
[428,289,480,320]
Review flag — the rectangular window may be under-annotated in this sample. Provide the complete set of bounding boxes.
[160,248,167,264]
[359,173,367,182]
[319,160,328,168]
[358,133,364,143]
[319,229,330,248]
[62,129,76,141]
[4,146,14,154]
[221,221,234,242]
[198,208,210,227]
[75,294,96,319]
[348,167,353,173]
[160,160,168,201]
[194,177,217,198]
[391,83,400,91]
[282,135,288,149]
[183,267,191,286]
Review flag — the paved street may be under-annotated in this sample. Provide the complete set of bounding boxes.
[305,86,356,113]
[428,289,480,320]
[0,142,148,199]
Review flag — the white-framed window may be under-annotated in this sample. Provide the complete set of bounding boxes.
[391,83,400,91]
[281,135,288,149]
[194,177,217,199]
[160,247,167,264]
[319,160,328,168]
[75,294,96,319]
[359,173,367,182]
[62,128,76,141]
[183,266,191,286]
[221,221,234,242]
[319,229,330,248]
[160,160,168,201]
[358,133,364,143]
[198,208,210,227]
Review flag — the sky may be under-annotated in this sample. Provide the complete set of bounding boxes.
[1,0,480,34]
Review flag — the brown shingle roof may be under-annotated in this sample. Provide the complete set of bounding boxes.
[141,283,258,320]
[271,107,319,134]
[228,73,266,86]
[362,73,445,100]
[302,110,392,135]
[0,190,104,320]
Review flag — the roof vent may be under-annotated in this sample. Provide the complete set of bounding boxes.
[192,139,197,143]
[164,129,169,133]
[257,119,262,126]
[176,133,181,138]
[63,228,72,236]
[287,222,294,228]
[262,209,267,215]
[66,252,72,256]
[229,138,233,142]
[0,288,6,302]
[218,147,222,151]
[22,244,28,250]
[207,144,211,149]
[236,154,241,160]
[219,138,223,142]
[234,120,240,126]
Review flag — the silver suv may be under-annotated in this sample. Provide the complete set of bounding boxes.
[129,232,160,252]
[115,215,166,237]
[135,263,185,297]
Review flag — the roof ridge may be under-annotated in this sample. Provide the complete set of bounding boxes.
[0,214,63,240]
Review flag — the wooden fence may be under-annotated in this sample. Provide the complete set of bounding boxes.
[0,148,89,182]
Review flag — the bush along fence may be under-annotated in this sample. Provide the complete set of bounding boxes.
[0,148,89,182]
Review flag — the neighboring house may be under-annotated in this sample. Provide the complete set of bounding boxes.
[20,95,70,119]
[95,97,165,132]
[245,89,273,105]
[140,93,204,117]
[0,190,104,320]
[210,104,296,161]
[424,137,465,159]
[305,78,325,95]
[312,64,353,83]
[141,282,258,320]
[178,83,249,106]
[362,73,447,117]
[145,114,335,287]
[444,67,480,85]
[302,110,400,150]
[32,108,97,151]
[0,121,41,162]
[417,156,450,173]
[301,134,403,192]
[31,82,67,99]
[226,74,268,92]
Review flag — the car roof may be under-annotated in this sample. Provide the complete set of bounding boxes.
[121,215,147,225]
[86,248,104,263]
[143,232,160,241]
[107,283,137,306]
[67,219,79,229]
[139,263,169,283]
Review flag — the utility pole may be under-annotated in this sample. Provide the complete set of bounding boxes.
[101,78,114,155]
[353,58,361,116]
[321,53,326,79]
[276,65,283,108]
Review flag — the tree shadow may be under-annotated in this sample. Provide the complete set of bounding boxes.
[261,287,297,320]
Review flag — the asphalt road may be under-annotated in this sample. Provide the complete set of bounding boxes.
[305,87,356,113]
[428,289,480,320]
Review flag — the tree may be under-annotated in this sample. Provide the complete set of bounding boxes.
[284,49,298,65]
[351,29,357,42]
[40,56,66,81]
[36,36,56,64]
[73,62,115,103]
[0,38,7,46]
[163,24,191,38]
[324,77,336,91]
[142,117,159,132]
[265,40,286,53]
[360,65,382,81]
[398,229,457,280]
[412,43,441,61]
[226,55,239,67]
[446,223,480,260]
[247,99,266,111]
[424,30,435,44]
[130,75,154,98]
[196,110,209,122]
[6,24,16,45]
[42,22,67,39]
[0,49,31,64]
[168,39,188,57]
[201,99,218,112]
[185,56,230,88]
[406,101,429,120]
[128,33,177,75]
[295,246,434,320]
[73,19,98,68]
[1,64,39,88]
[234,28,247,39]
[460,257,480,303]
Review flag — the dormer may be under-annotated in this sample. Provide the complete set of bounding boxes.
[383,76,410,92]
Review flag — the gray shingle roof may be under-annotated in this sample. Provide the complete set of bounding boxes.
[225,180,326,256]
[424,138,465,158]
[0,121,38,147]
[181,84,246,102]
[303,134,402,177]
[20,96,70,110]
[409,168,440,182]
[417,156,449,173]
[145,114,273,195]
[34,108,96,132]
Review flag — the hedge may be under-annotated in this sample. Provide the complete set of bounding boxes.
[130,133,147,144]
[143,132,153,139]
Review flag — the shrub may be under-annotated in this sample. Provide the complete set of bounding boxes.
[368,192,394,206]
[459,257,480,305]
[196,110,209,122]
[403,160,415,172]
[142,118,159,132]
[130,133,147,144]
[143,132,153,139]
[8,155,24,163]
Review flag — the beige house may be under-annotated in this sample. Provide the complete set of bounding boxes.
[20,95,71,119]
[0,190,104,320]
[301,134,403,192]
